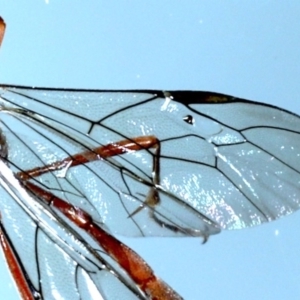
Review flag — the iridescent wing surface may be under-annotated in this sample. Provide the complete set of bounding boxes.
[0,86,300,299]
[2,86,300,233]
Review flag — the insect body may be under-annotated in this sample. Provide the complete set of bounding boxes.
[0,17,300,300]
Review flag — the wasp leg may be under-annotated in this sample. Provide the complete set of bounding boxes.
[0,216,41,300]
[23,181,182,300]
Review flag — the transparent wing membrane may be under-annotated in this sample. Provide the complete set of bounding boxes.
[1,86,300,231]
[0,85,300,299]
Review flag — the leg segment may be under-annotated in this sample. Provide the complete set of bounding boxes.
[23,180,182,300]
[17,135,161,214]
[0,216,40,300]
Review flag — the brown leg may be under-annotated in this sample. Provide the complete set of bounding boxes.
[0,216,39,300]
[16,135,161,215]
[0,17,5,47]
[23,181,182,300]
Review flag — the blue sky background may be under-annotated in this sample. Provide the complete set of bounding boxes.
[0,2,300,299]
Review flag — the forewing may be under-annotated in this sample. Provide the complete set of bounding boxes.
[0,86,300,238]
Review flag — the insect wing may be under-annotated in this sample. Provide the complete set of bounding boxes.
[188,100,300,227]
[0,158,145,299]
[1,86,300,237]
[0,85,300,298]
[0,87,186,299]
[0,86,220,238]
